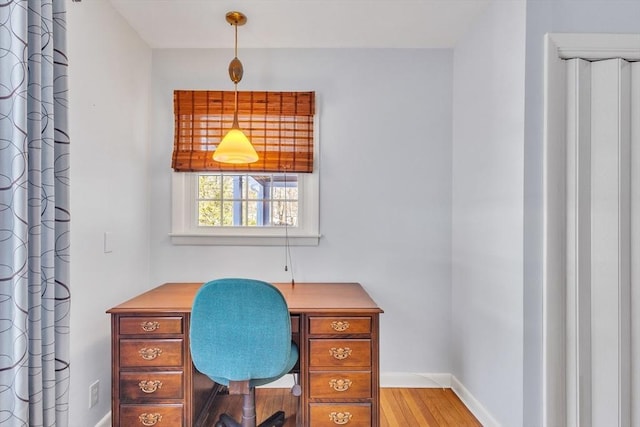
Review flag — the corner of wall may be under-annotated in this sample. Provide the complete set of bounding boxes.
[451,375,502,427]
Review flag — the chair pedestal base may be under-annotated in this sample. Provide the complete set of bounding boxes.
[214,388,287,427]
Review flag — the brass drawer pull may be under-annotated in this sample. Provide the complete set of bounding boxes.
[139,413,162,426]
[331,320,350,332]
[138,347,162,360]
[329,378,352,392]
[329,347,352,360]
[138,380,163,393]
[329,411,352,425]
[140,321,160,332]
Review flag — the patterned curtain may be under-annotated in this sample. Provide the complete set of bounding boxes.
[0,1,71,426]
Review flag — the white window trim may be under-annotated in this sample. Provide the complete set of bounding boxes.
[170,171,320,246]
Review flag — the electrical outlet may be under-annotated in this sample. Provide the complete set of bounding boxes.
[89,380,99,408]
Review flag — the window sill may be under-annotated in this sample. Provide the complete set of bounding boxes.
[169,233,321,246]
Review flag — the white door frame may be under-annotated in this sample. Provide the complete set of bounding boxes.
[543,33,640,427]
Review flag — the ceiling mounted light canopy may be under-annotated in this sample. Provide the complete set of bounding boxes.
[213,11,258,164]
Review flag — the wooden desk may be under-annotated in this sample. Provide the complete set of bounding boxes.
[108,282,383,426]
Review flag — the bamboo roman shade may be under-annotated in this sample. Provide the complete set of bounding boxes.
[172,90,315,172]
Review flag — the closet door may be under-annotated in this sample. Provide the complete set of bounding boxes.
[565,58,638,427]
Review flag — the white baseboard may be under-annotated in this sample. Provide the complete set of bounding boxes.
[451,375,501,427]
[95,412,111,427]
[380,372,451,388]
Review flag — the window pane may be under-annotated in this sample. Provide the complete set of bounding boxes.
[273,186,298,201]
[239,176,249,200]
[246,201,259,226]
[222,201,235,226]
[198,201,222,226]
[272,201,298,226]
[199,175,221,199]
[222,175,238,199]
[272,175,298,201]
[247,175,263,200]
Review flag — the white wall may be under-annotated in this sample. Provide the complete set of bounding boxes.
[149,48,454,374]
[451,1,527,426]
[523,1,640,424]
[67,1,151,425]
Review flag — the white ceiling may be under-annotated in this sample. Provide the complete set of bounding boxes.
[108,0,491,49]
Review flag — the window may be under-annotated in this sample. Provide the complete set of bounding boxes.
[170,90,319,245]
[197,173,298,227]
[171,171,319,245]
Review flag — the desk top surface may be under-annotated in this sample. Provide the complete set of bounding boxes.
[108,282,383,314]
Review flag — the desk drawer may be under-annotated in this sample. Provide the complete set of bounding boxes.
[120,339,183,367]
[309,403,371,427]
[120,404,183,426]
[309,371,371,399]
[120,316,183,335]
[309,317,371,335]
[309,339,371,368]
[120,371,183,400]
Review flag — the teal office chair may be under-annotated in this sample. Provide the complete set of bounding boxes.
[190,278,299,427]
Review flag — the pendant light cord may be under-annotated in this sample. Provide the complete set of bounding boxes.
[283,170,295,286]
[233,83,239,128]
[234,19,238,57]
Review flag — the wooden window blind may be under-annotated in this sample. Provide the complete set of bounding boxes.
[172,90,315,173]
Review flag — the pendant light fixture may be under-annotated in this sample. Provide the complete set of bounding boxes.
[213,11,259,164]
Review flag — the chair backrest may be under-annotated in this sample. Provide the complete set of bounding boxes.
[190,278,292,382]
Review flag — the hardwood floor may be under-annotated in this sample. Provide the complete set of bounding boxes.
[380,388,482,426]
[204,388,482,426]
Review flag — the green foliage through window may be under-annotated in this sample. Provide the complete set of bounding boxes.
[197,174,298,227]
